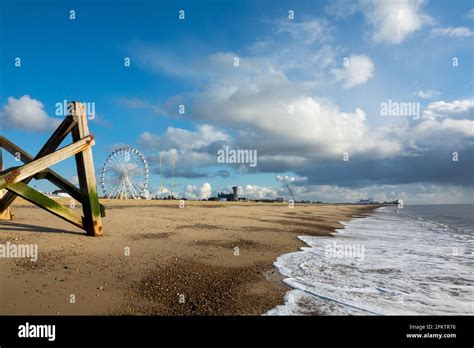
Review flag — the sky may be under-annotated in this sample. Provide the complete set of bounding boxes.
[0,0,473,204]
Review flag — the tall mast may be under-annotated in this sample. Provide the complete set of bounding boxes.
[171,158,175,199]
[159,154,163,199]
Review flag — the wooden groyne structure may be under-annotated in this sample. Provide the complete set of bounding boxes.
[0,102,104,236]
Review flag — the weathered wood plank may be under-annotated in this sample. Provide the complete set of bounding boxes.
[37,116,77,155]
[0,117,77,212]
[6,182,83,229]
[0,103,104,236]
[0,149,12,220]
[0,138,105,217]
[0,136,33,163]
[70,102,103,236]
[0,136,93,190]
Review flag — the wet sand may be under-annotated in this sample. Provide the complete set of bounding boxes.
[0,199,378,315]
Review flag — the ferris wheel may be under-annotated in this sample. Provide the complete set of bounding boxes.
[101,147,149,199]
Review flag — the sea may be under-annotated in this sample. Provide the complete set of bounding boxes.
[266,204,473,315]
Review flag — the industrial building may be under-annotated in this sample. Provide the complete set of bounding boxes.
[218,186,238,201]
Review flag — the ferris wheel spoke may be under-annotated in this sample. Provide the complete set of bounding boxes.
[118,177,129,199]
[110,153,119,166]
[126,179,138,199]
[107,181,119,199]
[113,177,126,198]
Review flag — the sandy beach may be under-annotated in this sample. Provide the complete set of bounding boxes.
[0,199,377,315]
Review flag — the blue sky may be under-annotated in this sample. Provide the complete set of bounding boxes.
[1,0,473,203]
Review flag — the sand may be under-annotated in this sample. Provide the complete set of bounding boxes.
[0,199,377,315]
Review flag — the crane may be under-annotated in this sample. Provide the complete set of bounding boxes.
[171,158,175,199]
[286,184,296,203]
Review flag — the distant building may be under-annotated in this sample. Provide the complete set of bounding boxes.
[218,186,238,201]
[47,189,71,198]
[358,198,374,205]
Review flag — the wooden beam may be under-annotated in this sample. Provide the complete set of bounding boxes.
[0,138,105,217]
[70,102,103,236]
[43,171,105,218]
[0,103,104,236]
[5,182,83,229]
[0,149,12,220]
[0,135,93,190]
[0,136,33,164]
[0,116,77,213]
[36,116,77,155]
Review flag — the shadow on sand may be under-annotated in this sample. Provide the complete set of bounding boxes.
[0,221,83,236]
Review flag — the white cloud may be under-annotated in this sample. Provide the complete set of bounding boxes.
[406,116,474,151]
[331,54,374,88]
[326,0,431,44]
[432,26,474,38]
[193,70,401,162]
[364,0,431,44]
[138,125,230,178]
[276,175,308,184]
[1,95,60,132]
[309,45,338,70]
[237,184,279,200]
[275,19,331,44]
[414,118,474,138]
[422,99,474,119]
[139,125,229,151]
[415,89,440,99]
[325,0,361,18]
[155,148,215,170]
[184,183,212,200]
[130,43,393,171]
[142,50,400,170]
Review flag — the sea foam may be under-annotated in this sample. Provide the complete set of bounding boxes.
[267,206,473,315]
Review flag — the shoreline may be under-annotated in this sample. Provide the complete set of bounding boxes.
[267,204,473,316]
[0,199,380,315]
[267,215,376,316]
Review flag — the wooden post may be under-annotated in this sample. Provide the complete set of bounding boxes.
[0,149,13,220]
[6,182,83,228]
[0,136,105,217]
[0,117,77,214]
[70,102,103,236]
[0,136,93,190]
[0,101,105,236]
